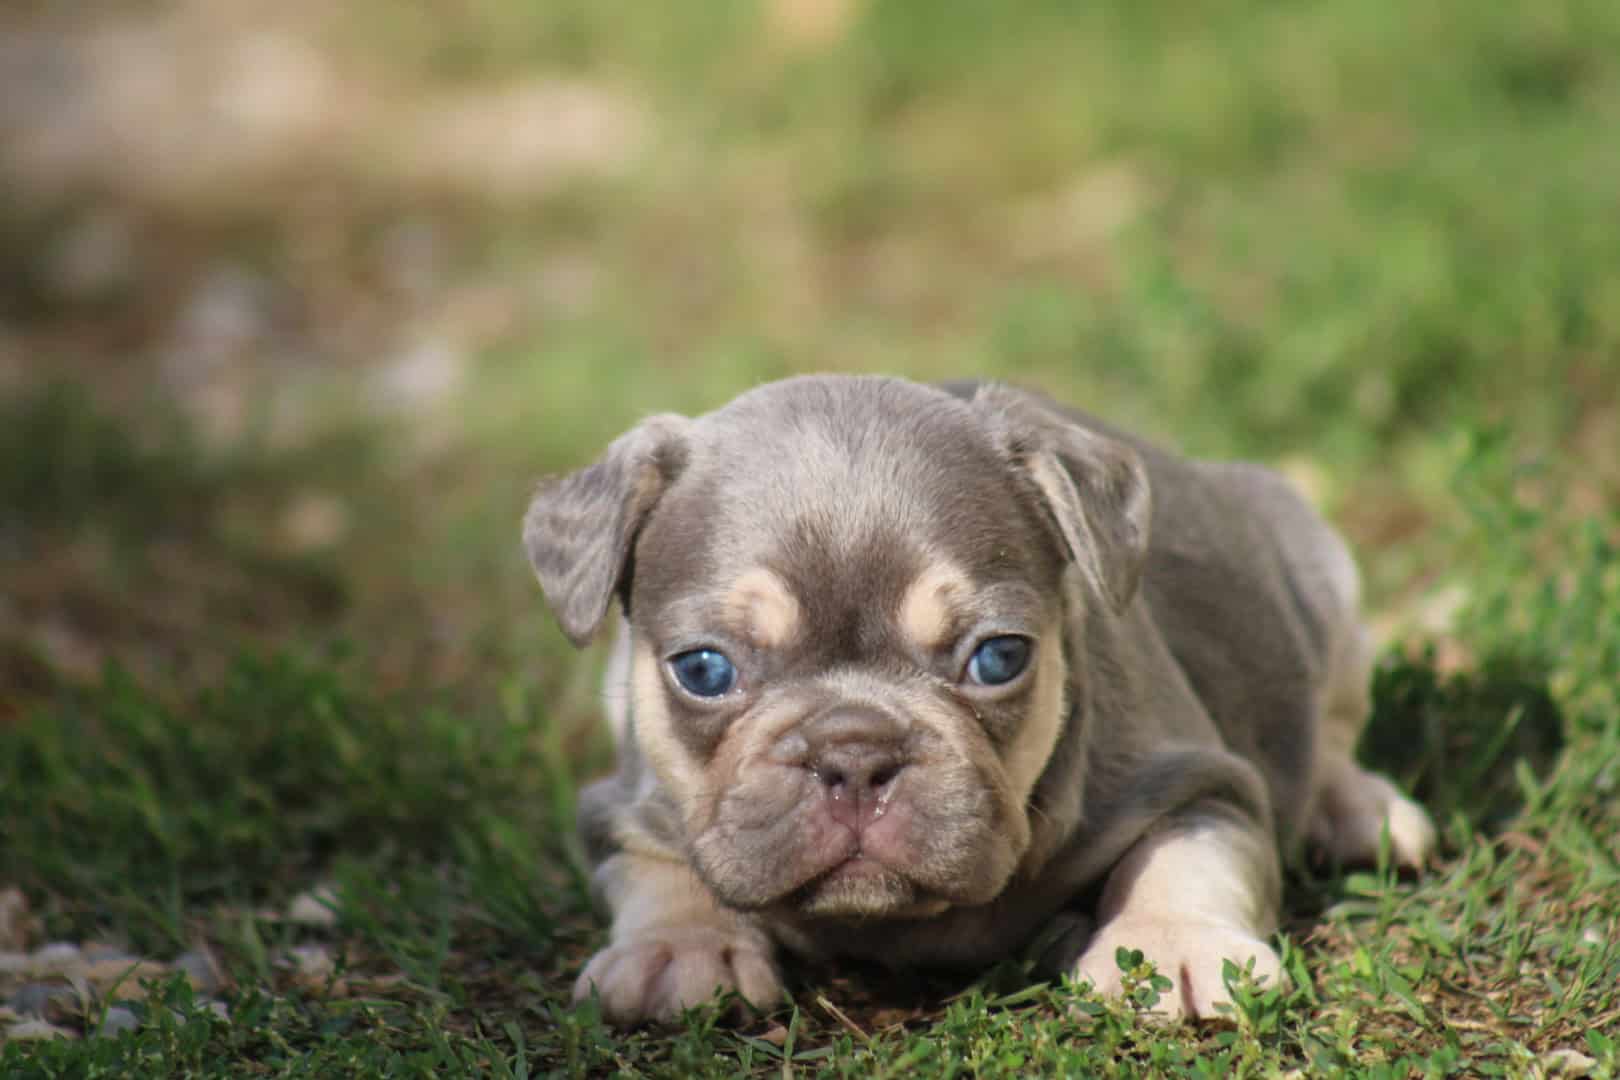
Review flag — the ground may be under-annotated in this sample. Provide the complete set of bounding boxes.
[2,0,1618,1076]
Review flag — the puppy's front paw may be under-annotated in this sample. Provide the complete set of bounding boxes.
[573,926,783,1025]
[1074,919,1283,1022]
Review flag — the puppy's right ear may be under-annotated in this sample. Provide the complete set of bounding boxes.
[523,414,691,646]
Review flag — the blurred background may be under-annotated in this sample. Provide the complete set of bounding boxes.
[4,0,1618,728]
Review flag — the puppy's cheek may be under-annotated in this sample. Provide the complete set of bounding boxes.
[907,719,1032,896]
[693,767,831,907]
[906,759,1024,903]
[690,716,843,908]
[999,621,1069,809]
[629,644,712,824]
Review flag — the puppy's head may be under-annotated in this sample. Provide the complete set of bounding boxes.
[526,376,1149,921]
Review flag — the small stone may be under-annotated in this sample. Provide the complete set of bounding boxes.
[173,949,224,995]
[97,1005,140,1038]
[10,981,79,1022]
[285,885,339,928]
[375,337,467,414]
[1543,1049,1597,1076]
[281,944,346,995]
[169,264,271,372]
[170,999,230,1027]
[3,1018,77,1042]
[80,942,134,964]
[279,493,350,554]
[47,209,135,302]
[33,619,102,680]
[286,944,333,981]
[85,959,171,1000]
[28,943,82,976]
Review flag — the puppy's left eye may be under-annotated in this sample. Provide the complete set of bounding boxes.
[669,649,738,698]
[966,635,1031,687]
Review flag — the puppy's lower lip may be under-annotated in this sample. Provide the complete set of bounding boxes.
[812,852,907,895]
[831,854,884,876]
[783,851,890,896]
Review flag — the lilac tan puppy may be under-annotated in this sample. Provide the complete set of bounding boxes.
[524,375,1434,1025]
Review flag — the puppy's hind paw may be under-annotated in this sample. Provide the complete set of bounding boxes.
[1309,763,1436,871]
[573,926,783,1026]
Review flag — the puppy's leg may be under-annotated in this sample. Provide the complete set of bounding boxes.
[1074,811,1283,1021]
[1307,625,1436,869]
[576,623,783,1025]
[574,849,783,1025]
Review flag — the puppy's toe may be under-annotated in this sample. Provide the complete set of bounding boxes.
[573,926,783,1025]
[1074,919,1284,1022]
[1383,791,1438,868]
[1310,763,1436,870]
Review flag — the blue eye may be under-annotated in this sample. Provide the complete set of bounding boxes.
[967,636,1031,687]
[669,649,737,698]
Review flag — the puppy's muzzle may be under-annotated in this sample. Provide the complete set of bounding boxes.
[771,707,908,835]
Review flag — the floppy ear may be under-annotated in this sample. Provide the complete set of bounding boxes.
[523,414,691,646]
[971,384,1151,614]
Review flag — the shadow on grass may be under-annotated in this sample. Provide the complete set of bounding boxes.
[1363,647,1565,836]
[1284,646,1565,923]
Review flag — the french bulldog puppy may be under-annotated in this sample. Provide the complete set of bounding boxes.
[524,375,1434,1025]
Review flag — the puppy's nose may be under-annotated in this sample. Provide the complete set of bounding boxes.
[802,709,907,832]
[813,740,905,796]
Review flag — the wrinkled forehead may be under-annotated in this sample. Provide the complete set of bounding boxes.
[632,384,1064,625]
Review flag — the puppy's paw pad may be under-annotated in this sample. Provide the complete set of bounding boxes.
[1074,920,1283,1022]
[573,926,782,1025]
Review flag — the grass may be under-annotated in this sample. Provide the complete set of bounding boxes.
[3,0,1620,1075]
[3,427,1616,1077]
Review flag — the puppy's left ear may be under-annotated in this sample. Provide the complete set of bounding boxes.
[523,413,691,646]
[972,384,1152,614]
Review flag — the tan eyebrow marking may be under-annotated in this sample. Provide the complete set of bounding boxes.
[898,562,970,651]
[723,568,802,649]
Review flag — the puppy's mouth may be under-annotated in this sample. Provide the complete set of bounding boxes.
[746,785,960,920]
[785,852,951,920]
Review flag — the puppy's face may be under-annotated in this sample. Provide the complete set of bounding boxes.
[527,377,1149,923]
[627,432,1068,920]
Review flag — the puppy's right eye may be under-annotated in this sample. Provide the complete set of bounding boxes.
[966,635,1031,687]
[668,649,737,698]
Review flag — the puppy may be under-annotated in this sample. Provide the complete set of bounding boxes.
[524,375,1435,1025]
